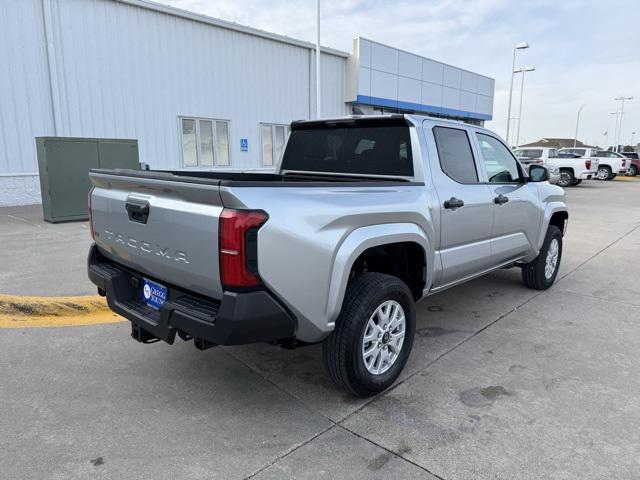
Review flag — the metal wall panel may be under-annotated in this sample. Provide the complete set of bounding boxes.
[398,77,421,105]
[349,37,495,121]
[371,42,398,75]
[50,0,320,170]
[1,0,349,176]
[399,51,422,80]
[309,51,349,118]
[0,0,55,174]
[321,54,349,117]
[422,58,444,84]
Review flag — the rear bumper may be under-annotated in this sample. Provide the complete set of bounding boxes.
[577,171,594,180]
[88,244,296,346]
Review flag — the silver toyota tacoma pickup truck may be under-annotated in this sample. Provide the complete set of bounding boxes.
[88,115,568,397]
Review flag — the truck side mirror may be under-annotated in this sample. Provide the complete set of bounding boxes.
[529,164,550,182]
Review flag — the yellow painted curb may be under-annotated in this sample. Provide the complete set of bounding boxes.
[0,294,124,328]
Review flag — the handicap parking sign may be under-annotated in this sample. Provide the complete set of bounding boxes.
[240,138,248,152]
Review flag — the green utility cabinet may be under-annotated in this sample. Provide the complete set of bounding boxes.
[36,137,139,223]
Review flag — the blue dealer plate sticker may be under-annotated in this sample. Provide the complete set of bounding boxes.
[141,278,168,310]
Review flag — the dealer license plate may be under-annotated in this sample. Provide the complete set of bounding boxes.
[141,278,167,310]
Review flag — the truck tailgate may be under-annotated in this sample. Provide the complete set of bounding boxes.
[89,171,225,300]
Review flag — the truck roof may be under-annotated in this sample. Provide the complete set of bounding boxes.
[291,114,493,135]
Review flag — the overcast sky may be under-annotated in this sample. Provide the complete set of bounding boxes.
[165,0,639,147]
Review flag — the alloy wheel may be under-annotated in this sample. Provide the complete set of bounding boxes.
[545,238,559,279]
[361,300,406,375]
[558,172,572,187]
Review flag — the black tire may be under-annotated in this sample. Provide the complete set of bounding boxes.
[597,166,612,181]
[557,169,574,187]
[322,272,416,397]
[571,179,582,186]
[629,165,637,177]
[609,173,617,180]
[521,226,562,290]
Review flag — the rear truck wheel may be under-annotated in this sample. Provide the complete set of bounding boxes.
[521,226,562,290]
[557,169,574,187]
[609,173,617,180]
[322,272,416,397]
[597,166,612,180]
[571,179,582,186]
[628,165,637,176]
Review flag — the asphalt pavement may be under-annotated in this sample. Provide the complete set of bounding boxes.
[1,178,639,479]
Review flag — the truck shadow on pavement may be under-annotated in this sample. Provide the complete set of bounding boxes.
[221,267,536,421]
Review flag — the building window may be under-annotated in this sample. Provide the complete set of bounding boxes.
[261,124,289,167]
[180,117,230,167]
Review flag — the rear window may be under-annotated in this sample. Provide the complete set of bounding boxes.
[281,124,413,177]
[562,148,586,157]
[514,149,542,158]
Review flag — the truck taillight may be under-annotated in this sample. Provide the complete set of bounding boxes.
[88,186,95,240]
[585,160,591,170]
[219,209,268,290]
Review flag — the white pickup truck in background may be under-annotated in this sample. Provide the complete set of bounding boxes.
[514,147,598,187]
[592,151,631,180]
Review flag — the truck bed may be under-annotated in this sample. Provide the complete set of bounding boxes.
[90,168,417,187]
[89,168,422,304]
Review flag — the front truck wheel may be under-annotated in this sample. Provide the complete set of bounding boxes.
[521,225,562,290]
[322,273,416,397]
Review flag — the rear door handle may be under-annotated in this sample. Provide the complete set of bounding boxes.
[125,199,150,224]
[494,194,509,205]
[444,197,464,209]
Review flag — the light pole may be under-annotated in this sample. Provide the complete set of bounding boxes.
[505,42,529,145]
[613,96,632,152]
[315,0,321,119]
[514,65,535,149]
[574,104,586,147]
[610,112,620,151]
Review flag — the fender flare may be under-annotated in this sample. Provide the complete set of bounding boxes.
[324,223,433,327]
[537,203,568,251]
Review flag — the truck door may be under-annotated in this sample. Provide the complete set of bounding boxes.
[472,132,541,265]
[427,124,496,287]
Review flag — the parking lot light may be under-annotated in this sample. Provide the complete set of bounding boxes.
[613,96,633,152]
[506,42,530,146]
[514,65,535,148]
[609,112,620,151]
[574,104,586,148]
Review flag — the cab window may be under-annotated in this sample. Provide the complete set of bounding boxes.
[433,127,478,183]
[476,133,521,183]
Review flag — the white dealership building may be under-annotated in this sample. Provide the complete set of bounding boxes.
[1,0,495,206]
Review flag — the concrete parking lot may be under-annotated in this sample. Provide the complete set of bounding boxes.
[1,178,639,479]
